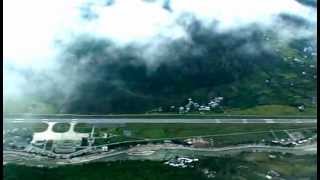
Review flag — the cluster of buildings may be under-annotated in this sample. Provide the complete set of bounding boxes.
[184,137,213,148]
[25,144,101,159]
[4,122,112,160]
[283,45,316,65]
[3,127,32,150]
[271,137,313,147]
[265,170,281,179]
[262,34,316,56]
[178,97,224,113]
[303,46,317,57]
[164,157,199,168]
[202,168,217,178]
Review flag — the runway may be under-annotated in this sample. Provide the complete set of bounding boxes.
[4,118,317,124]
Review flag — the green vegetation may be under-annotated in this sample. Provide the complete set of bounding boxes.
[52,123,70,133]
[207,132,275,147]
[4,123,48,133]
[76,123,317,147]
[4,161,205,180]
[4,97,58,114]
[243,153,317,178]
[123,123,315,139]
[4,153,316,180]
[96,123,315,147]
[3,25,316,116]
[272,130,290,140]
[74,123,93,133]
[224,105,317,116]
[300,128,317,137]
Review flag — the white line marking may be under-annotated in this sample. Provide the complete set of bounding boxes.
[242,119,248,123]
[41,119,49,122]
[12,121,22,123]
[265,119,274,123]
[216,119,221,123]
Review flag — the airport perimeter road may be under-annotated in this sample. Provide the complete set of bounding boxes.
[4,143,316,166]
[4,118,317,124]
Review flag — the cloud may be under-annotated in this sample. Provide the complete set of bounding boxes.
[3,0,82,70]
[4,0,316,64]
[170,0,316,30]
[3,0,317,101]
[84,0,187,44]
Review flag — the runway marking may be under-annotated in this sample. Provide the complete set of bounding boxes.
[296,119,302,123]
[12,121,22,123]
[242,119,248,123]
[41,119,49,123]
[265,119,274,123]
[216,119,221,123]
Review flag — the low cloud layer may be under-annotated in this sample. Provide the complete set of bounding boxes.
[3,0,317,104]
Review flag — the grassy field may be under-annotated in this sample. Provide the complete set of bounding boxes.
[123,123,316,139]
[74,123,93,133]
[52,123,70,133]
[272,130,290,140]
[224,105,317,116]
[71,123,317,139]
[72,123,317,148]
[202,132,275,147]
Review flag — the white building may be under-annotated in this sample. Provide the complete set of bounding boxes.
[199,106,210,111]
[102,146,108,151]
[298,105,305,111]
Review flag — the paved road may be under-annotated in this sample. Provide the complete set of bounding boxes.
[4,118,317,124]
[4,143,317,166]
